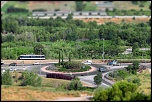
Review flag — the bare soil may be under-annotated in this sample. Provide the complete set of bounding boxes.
[74,18,150,24]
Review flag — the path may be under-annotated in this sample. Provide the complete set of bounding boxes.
[54,95,93,101]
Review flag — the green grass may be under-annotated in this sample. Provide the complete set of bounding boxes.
[1,1,31,19]
[1,1,17,12]
[2,1,29,12]
[83,1,97,11]
[2,12,32,19]
[56,64,91,72]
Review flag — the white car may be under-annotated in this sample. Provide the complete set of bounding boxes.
[33,62,40,65]
[82,60,92,65]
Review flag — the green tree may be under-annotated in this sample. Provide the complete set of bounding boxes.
[33,44,45,55]
[68,77,82,90]
[21,71,42,87]
[93,81,139,101]
[1,70,13,85]
[94,72,102,87]
[132,42,139,56]
[66,13,73,20]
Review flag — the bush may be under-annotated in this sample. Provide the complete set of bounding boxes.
[132,78,141,86]
[68,77,82,90]
[32,9,47,12]
[21,71,42,87]
[64,61,82,69]
[93,81,139,101]
[7,6,29,13]
[1,70,13,85]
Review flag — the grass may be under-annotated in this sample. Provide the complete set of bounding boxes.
[113,1,151,10]
[1,1,31,19]
[83,1,97,11]
[28,1,76,11]
[1,1,17,12]
[124,69,151,95]
[1,74,94,101]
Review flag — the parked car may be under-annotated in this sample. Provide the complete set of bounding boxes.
[98,68,107,72]
[9,62,17,66]
[33,62,40,65]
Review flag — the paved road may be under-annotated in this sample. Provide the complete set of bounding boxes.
[28,15,151,19]
[1,62,151,87]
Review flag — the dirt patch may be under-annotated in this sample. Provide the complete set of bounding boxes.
[1,85,77,101]
[74,18,150,24]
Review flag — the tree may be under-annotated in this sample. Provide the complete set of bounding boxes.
[126,64,133,74]
[68,77,82,90]
[1,70,13,85]
[94,72,102,87]
[93,81,140,101]
[75,1,86,11]
[21,71,42,87]
[132,42,139,56]
[33,44,45,55]
[66,13,73,20]
[132,61,139,74]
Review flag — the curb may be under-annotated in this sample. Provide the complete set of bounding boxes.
[41,65,97,74]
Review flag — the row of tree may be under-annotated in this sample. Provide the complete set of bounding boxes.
[2,16,151,47]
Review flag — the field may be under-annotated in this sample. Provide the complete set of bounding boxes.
[1,73,93,101]
[75,17,150,24]
[125,69,151,95]
[30,1,76,11]
[113,1,151,10]
[2,1,76,12]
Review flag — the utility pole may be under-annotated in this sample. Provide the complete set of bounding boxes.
[103,38,104,62]
[40,48,43,76]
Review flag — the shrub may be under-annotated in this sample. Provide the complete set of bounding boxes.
[7,6,29,13]
[1,70,13,85]
[64,61,82,69]
[21,71,42,87]
[94,72,102,87]
[68,77,82,90]
[132,78,141,86]
[32,9,47,12]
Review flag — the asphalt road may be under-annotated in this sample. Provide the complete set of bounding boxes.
[1,62,151,87]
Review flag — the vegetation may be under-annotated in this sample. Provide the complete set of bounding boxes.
[93,81,151,101]
[94,72,102,87]
[1,16,151,60]
[107,9,151,16]
[126,61,140,74]
[20,71,42,87]
[68,77,82,90]
[1,70,13,85]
